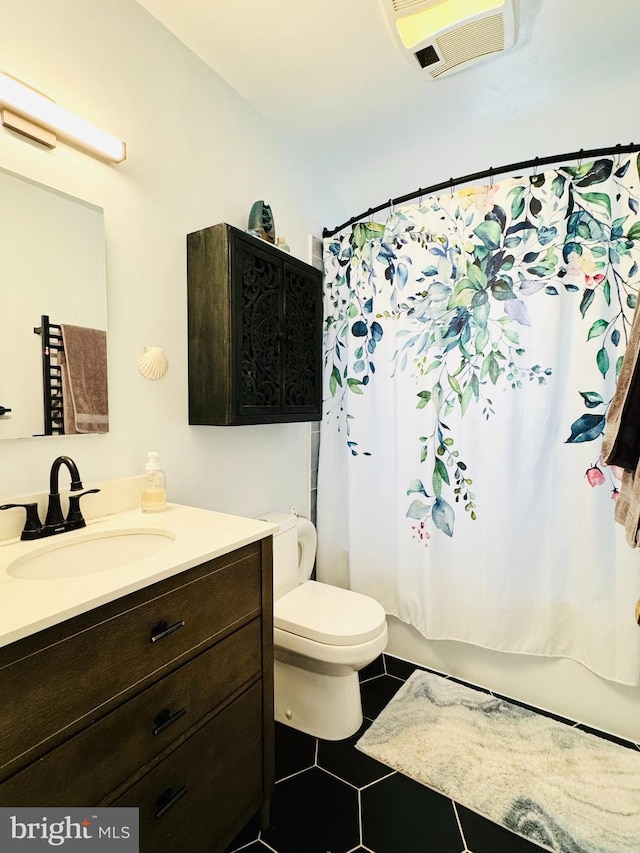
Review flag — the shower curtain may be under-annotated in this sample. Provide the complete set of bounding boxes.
[317,156,640,685]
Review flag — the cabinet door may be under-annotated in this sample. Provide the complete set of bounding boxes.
[112,683,263,853]
[283,261,323,418]
[187,222,323,426]
[232,235,283,422]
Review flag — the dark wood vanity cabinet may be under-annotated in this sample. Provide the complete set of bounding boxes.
[187,223,323,425]
[0,538,274,853]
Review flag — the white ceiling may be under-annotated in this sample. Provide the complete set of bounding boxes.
[137,0,544,134]
[135,0,640,215]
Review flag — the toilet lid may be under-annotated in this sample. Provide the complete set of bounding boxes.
[274,581,387,646]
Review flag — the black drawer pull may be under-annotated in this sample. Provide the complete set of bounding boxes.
[150,619,185,643]
[155,784,188,820]
[152,706,186,736]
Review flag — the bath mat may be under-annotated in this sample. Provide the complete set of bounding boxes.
[357,670,640,853]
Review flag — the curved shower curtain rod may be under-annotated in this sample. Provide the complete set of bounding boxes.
[322,142,640,239]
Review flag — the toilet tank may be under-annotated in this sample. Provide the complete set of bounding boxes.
[296,516,317,582]
[258,511,300,600]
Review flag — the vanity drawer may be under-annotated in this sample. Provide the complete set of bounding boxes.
[0,549,261,776]
[112,682,263,853]
[0,619,262,806]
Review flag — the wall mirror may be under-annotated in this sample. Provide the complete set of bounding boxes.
[0,167,107,440]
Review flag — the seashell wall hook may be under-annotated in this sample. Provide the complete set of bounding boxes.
[137,346,169,381]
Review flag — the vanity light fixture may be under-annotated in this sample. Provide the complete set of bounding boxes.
[0,71,126,163]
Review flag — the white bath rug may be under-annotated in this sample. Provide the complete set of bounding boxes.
[356,670,640,853]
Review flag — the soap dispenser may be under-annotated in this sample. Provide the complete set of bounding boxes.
[141,451,167,513]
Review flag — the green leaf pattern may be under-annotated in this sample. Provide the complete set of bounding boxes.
[323,157,640,543]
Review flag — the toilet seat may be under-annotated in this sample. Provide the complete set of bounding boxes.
[274,580,387,646]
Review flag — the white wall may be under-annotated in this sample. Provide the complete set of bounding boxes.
[0,0,345,519]
[324,0,640,219]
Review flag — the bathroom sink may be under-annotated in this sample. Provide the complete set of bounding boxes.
[6,528,175,580]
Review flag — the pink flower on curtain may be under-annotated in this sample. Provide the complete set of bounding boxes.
[586,466,605,487]
[410,521,431,546]
[565,250,606,288]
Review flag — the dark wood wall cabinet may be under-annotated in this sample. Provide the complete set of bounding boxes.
[187,223,323,426]
[0,538,274,853]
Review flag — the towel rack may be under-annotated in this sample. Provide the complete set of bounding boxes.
[33,314,64,435]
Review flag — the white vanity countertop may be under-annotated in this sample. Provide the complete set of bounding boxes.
[0,503,278,650]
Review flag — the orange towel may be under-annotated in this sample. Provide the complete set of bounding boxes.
[60,324,109,434]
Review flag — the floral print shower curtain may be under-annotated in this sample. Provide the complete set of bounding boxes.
[317,156,640,685]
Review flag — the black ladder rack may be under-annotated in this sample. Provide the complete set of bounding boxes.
[33,314,64,435]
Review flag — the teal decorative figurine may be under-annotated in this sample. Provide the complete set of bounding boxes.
[247,200,275,243]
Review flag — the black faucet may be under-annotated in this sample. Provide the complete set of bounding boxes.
[0,456,100,540]
[45,455,86,527]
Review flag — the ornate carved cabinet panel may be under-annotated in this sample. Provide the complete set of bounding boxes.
[187,223,322,425]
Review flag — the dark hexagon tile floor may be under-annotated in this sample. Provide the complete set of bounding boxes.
[262,766,359,853]
[274,720,316,781]
[359,671,405,721]
[361,772,463,853]
[317,720,392,788]
[226,652,617,853]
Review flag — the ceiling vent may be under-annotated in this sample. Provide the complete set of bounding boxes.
[381,0,518,79]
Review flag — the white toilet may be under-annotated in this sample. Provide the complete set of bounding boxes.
[259,511,388,741]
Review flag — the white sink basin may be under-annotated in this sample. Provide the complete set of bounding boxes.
[7,528,176,580]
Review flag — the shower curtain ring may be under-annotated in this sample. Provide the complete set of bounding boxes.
[389,198,394,216]
[615,143,622,170]
[532,156,539,177]
[489,167,494,188]
[578,148,584,169]
[449,179,454,198]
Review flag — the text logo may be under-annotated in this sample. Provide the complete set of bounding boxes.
[0,809,138,851]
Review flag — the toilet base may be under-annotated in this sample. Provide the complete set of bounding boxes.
[274,658,364,741]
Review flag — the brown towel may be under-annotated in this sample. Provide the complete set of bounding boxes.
[602,300,640,546]
[60,324,109,434]
[613,470,640,548]
[602,299,640,469]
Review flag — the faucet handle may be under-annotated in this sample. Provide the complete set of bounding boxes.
[0,503,43,538]
[66,489,101,526]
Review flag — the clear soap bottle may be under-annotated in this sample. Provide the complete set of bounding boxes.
[141,451,167,512]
